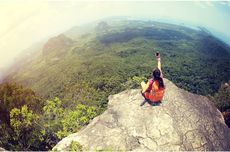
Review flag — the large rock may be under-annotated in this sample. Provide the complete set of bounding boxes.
[0,147,6,151]
[53,79,230,151]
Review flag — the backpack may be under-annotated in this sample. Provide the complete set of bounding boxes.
[144,80,165,102]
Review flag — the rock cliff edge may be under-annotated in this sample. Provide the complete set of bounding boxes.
[53,79,230,151]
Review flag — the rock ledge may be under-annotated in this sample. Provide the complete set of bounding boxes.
[53,79,230,151]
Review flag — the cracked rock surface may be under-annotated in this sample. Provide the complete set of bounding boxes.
[0,147,6,151]
[53,79,230,151]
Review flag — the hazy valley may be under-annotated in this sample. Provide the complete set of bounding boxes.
[1,18,230,150]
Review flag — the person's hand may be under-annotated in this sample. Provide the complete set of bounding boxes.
[155,52,160,58]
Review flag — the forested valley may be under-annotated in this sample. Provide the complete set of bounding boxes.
[1,19,230,150]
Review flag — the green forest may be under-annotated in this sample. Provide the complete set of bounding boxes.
[1,19,230,150]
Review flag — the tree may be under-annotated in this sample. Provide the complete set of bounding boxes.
[10,105,41,150]
[56,104,97,139]
[0,82,43,125]
[212,82,230,112]
[41,97,98,148]
[0,83,44,150]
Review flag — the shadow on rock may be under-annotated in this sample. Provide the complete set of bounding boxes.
[140,100,161,106]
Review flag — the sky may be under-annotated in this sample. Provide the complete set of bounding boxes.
[0,0,230,72]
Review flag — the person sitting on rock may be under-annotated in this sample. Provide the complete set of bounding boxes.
[140,52,165,106]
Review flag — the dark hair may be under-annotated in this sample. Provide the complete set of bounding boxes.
[152,68,165,88]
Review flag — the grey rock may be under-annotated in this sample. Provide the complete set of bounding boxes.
[53,79,230,151]
[0,147,6,151]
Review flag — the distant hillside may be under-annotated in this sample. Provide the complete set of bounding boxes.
[4,18,230,106]
[42,34,74,63]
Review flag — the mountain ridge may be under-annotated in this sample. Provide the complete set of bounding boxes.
[4,19,230,99]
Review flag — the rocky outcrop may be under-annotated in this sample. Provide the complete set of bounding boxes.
[0,147,6,151]
[53,79,230,151]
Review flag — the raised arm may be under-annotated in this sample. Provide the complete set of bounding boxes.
[157,57,161,71]
[156,52,163,78]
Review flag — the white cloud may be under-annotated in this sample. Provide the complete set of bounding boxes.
[194,1,216,8]
[205,1,215,7]
[194,1,207,8]
[220,1,230,6]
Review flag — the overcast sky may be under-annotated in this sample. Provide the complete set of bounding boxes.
[0,0,230,71]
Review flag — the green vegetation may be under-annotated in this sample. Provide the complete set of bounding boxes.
[10,105,41,150]
[5,19,230,99]
[0,83,98,150]
[1,19,230,150]
[69,141,83,151]
[211,81,230,112]
[210,81,230,127]
[42,97,97,140]
[0,82,44,150]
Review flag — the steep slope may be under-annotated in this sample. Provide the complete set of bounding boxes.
[53,79,230,151]
[42,34,74,61]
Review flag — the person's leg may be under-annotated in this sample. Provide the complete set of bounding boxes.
[140,100,147,106]
[140,81,152,106]
[141,81,146,92]
[147,100,161,106]
[140,91,147,106]
[140,90,148,100]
